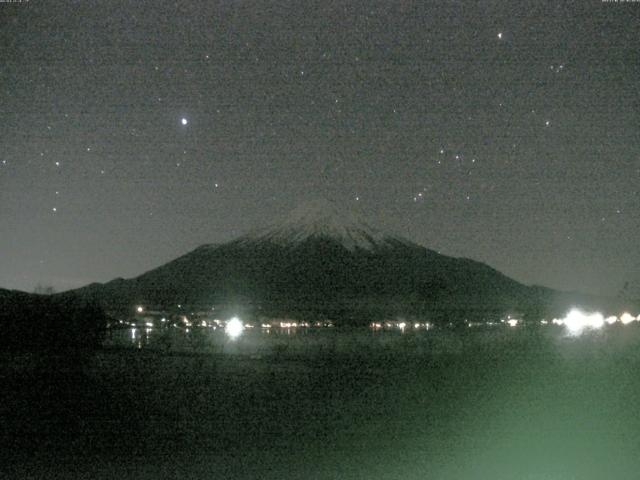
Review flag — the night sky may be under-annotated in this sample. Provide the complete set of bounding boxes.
[1,1,639,296]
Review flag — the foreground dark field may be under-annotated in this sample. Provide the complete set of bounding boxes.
[3,327,640,479]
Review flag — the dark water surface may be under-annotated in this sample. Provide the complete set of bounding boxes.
[3,326,640,479]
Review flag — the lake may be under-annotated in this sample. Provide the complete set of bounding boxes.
[4,323,640,479]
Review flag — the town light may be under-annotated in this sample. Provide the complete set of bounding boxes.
[136,305,144,313]
[563,309,604,335]
[225,317,244,339]
[605,316,618,325]
[620,313,635,325]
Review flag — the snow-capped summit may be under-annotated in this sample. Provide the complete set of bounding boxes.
[237,198,413,251]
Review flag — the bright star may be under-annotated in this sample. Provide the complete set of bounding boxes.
[181,118,188,126]
[497,32,503,39]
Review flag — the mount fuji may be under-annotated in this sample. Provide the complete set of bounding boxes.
[64,199,622,324]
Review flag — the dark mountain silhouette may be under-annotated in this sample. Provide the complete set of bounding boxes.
[61,200,631,324]
[0,288,106,352]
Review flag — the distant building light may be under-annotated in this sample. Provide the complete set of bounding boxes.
[620,313,636,325]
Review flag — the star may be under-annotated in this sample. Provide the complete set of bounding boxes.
[181,118,188,126]
[497,32,503,40]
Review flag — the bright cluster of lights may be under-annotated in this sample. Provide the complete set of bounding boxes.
[279,321,311,328]
[551,309,640,335]
[620,312,637,325]
[270,321,332,329]
[370,321,432,331]
[563,309,604,334]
